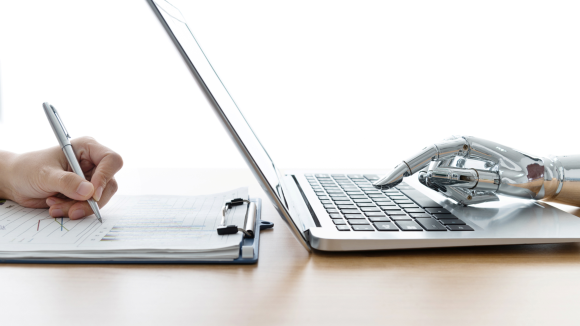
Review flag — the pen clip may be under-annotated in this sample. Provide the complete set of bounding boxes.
[51,105,71,139]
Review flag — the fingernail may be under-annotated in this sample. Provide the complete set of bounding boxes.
[70,209,85,220]
[51,208,64,217]
[76,181,94,197]
[46,198,56,206]
[94,187,104,201]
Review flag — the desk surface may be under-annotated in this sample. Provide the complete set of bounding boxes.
[3,168,580,326]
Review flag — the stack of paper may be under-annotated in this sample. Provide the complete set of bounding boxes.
[0,188,249,261]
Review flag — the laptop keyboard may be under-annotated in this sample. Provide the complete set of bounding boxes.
[305,174,474,232]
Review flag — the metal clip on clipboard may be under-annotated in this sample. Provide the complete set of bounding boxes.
[217,198,257,238]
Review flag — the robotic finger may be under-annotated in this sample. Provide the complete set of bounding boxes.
[373,137,469,189]
[374,135,580,207]
[427,166,500,191]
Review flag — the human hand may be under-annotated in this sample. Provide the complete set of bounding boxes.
[0,137,123,219]
[373,136,580,206]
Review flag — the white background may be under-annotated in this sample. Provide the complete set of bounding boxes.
[0,0,579,171]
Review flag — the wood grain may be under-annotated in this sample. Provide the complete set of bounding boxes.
[2,168,580,326]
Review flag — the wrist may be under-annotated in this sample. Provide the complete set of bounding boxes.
[0,151,17,200]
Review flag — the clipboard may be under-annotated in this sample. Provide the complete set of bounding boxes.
[0,198,273,264]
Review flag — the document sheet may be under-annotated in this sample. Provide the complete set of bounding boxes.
[0,188,249,261]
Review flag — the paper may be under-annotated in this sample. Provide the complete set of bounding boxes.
[0,188,249,260]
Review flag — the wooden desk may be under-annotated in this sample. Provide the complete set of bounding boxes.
[3,168,580,326]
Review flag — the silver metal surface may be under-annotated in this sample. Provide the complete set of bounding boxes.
[295,173,580,251]
[43,102,103,223]
[149,0,580,252]
[219,199,256,238]
[375,137,468,190]
[375,136,580,207]
[147,0,311,251]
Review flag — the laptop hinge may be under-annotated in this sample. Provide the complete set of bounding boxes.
[291,175,321,227]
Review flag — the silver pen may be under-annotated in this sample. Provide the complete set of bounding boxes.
[42,102,103,223]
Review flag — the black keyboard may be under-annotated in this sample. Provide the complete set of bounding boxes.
[305,174,474,232]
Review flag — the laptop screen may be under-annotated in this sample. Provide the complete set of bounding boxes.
[149,0,286,198]
[149,0,313,250]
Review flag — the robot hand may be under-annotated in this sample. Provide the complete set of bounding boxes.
[373,136,580,207]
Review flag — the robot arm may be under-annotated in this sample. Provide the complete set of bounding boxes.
[373,136,580,207]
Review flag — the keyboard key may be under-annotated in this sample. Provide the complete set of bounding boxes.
[368,216,391,222]
[357,203,378,207]
[344,214,366,219]
[374,222,399,231]
[334,200,352,205]
[320,200,333,204]
[353,198,372,203]
[404,208,426,213]
[395,221,423,231]
[439,219,466,225]
[315,191,326,195]
[394,199,414,204]
[389,195,407,200]
[360,207,382,212]
[337,205,357,209]
[323,204,336,209]
[372,198,392,202]
[348,174,364,178]
[399,189,443,208]
[378,203,398,207]
[327,209,339,213]
[341,209,361,214]
[336,225,351,231]
[368,194,388,198]
[365,212,388,217]
[410,213,432,218]
[383,209,406,215]
[315,174,330,177]
[415,218,447,231]
[389,215,412,221]
[333,219,347,225]
[426,208,451,214]
[398,204,419,208]
[447,225,474,231]
[349,219,371,225]
[350,195,368,199]
[329,213,342,218]
[364,190,382,194]
[383,190,401,194]
[432,213,455,220]
[318,196,329,200]
[326,190,344,194]
[352,225,375,231]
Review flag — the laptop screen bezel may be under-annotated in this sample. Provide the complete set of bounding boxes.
[147,0,311,251]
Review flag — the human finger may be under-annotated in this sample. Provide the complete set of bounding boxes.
[49,178,118,219]
[45,169,95,201]
[70,137,123,201]
[373,136,469,189]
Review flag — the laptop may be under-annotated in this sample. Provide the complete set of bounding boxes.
[148,0,580,252]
